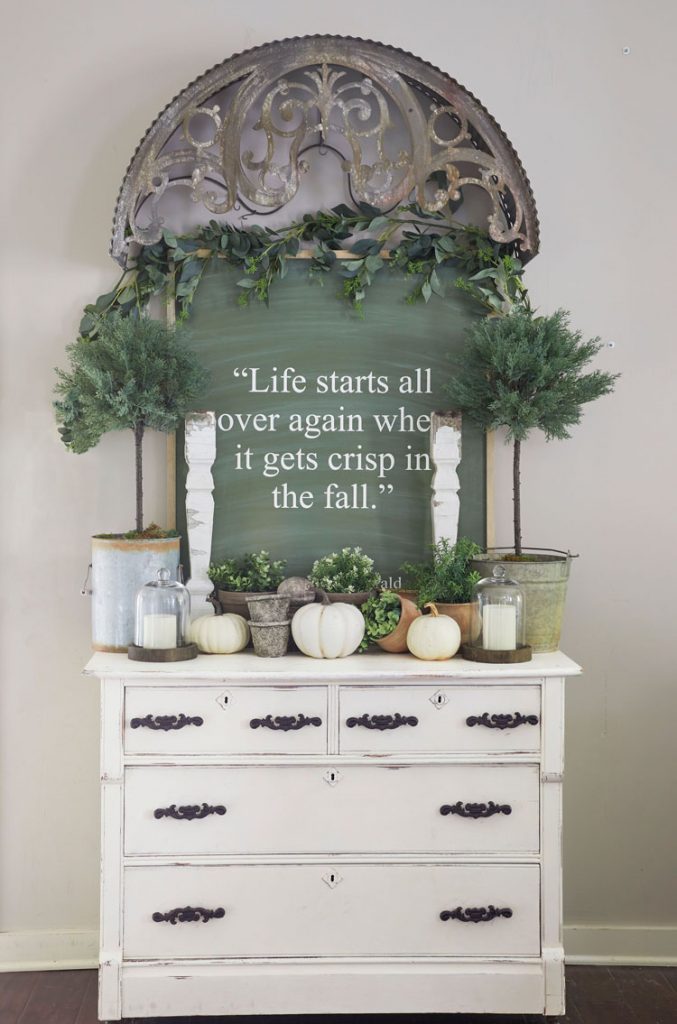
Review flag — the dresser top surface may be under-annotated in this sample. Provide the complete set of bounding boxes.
[85,649,580,683]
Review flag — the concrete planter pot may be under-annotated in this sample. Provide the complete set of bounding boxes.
[247,595,291,623]
[248,620,291,657]
[91,536,180,652]
[471,549,574,654]
[376,595,422,653]
[217,589,278,621]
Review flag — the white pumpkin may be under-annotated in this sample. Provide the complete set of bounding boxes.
[292,601,365,659]
[406,603,461,661]
[188,613,250,654]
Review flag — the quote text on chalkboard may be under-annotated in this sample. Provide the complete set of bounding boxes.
[216,365,435,515]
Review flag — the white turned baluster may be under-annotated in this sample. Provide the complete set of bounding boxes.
[430,412,462,545]
[185,411,217,618]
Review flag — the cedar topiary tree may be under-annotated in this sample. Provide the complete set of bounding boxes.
[54,313,208,533]
[445,308,619,556]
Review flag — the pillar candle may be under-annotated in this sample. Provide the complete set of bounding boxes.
[482,605,517,651]
[143,613,177,649]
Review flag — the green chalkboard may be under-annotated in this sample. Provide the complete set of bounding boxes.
[177,261,485,580]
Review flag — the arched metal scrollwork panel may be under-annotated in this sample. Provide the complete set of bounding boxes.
[111,35,539,265]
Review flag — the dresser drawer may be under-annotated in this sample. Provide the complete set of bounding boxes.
[124,686,328,755]
[339,685,541,755]
[123,863,540,959]
[124,763,540,856]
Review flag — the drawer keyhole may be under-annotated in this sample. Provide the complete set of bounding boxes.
[322,870,343,888]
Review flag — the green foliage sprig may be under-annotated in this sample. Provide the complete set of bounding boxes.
[361,591,402,647]
[402,537,482,606]
[79,204,524,334]
[208,551,286,593]
[444,309,619,555]
[309,546,381,594]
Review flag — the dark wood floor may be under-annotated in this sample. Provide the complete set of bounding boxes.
[0,966,675,1024]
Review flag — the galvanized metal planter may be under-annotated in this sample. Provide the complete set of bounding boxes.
[91,536,180,652]
[471,549,574,654]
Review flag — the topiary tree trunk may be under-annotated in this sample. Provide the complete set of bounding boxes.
[513,438,522,557]
[134,422,145,533]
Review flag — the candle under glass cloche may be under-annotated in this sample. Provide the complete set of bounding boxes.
[128,568,197,661]
[461,565,532,663]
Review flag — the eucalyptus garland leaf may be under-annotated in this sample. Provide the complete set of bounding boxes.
[79,208,528,339]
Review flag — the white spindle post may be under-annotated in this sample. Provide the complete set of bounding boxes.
[185,411,217,617]
[430,412,462,545]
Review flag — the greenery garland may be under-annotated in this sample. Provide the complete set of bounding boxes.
[79,203,529,337]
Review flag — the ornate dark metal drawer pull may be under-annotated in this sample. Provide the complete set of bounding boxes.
[465,711,539,730]
[152,906,225,925]
[249,713,322,731]
[440,905,513,924]
[440,801,512,819]
[130,713,204,732]
[346,713,419,731]
[154,803,226,821]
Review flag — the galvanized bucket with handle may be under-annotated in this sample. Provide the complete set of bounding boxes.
[470,548,577,654]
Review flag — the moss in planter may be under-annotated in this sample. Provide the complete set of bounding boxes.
[95,522,179,540]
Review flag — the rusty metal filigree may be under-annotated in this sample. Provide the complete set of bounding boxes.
[111,36,539,265]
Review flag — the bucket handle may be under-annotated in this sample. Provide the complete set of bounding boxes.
[486,547,579,558]
[81,563,92,596]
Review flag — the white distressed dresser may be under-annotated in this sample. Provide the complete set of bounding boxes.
[86,649,580,1021]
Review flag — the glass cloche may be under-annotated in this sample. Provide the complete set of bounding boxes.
[474,565,526,652]
[134,568,190,649]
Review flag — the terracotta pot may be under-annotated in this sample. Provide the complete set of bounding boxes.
[434,601,481,645]
[396,589,419,605]
[376,595,422,653]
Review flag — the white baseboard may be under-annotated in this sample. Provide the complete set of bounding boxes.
[1,925,675,972]
[0,929,98,972]
[565,924,677,965]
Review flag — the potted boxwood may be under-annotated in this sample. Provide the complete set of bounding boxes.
[445,307,618,651]
[54,312,207,651]
[401,537,482,644]
[361,591,421,653]
[308,546,380,606]
[208,551,287,620]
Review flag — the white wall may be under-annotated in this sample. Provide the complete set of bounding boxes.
[1,0,675,968]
